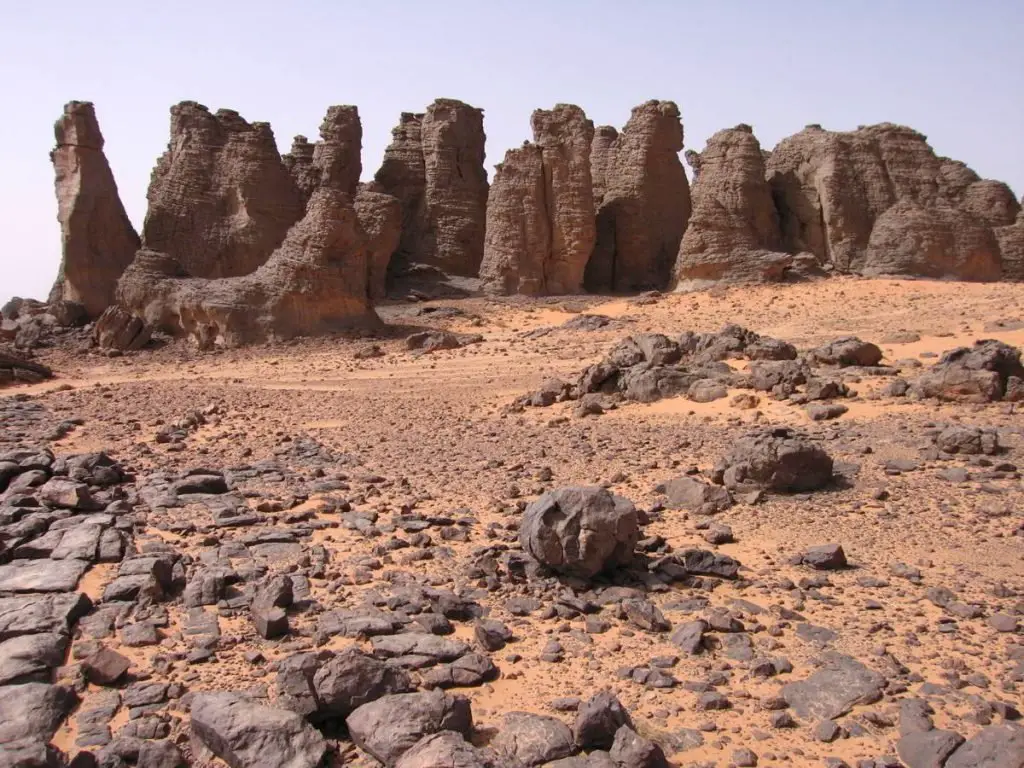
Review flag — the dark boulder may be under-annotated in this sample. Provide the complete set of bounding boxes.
[519,487,639,578]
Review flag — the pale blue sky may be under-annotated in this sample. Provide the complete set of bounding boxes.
[3,1,1021,300]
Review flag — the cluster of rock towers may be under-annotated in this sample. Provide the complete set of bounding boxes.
[50,98,1024,346]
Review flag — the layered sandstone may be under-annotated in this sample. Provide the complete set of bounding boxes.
[374,113,427,271]
[766,123,1017,280]
[142,102,304,278]
[283,107,362,207]
[673,125,788,286]
[117,185,378,347]
[590,126,619,209]
[420,100,489,276]
[479,105,595,295]
[355,183,403,300]
[374,100,488,283]
[312,106,362,198]
[282,135,317,205]
[586,101,691,292]
[996,205,1024,281]
[49,101,140,318]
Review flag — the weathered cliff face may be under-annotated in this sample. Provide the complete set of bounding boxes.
[283,107,362,207]
[374,113,427,270]
[586,101,691,292]
[118,184,377,347]
[311,106,362,198]
[354,183,403,300]
[590,125,619,209]
[282,135,317,205]
[479,143,550,295]
[479,105,595,295]
[142,102,304,279]
[673,125,788,286]
[374,100,488,285]
[49,101,140,318]
[996,205,1024,281]
[864,201,1002,281]
[531,105,596,293]
[766,123,1016,279]
[419,99,489,276]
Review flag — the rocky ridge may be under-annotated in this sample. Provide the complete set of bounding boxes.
[31,98,1024,357]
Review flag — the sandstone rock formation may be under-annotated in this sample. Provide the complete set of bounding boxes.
[375,100,488,283]
[673,125,788,287]
[586,101,692,292]
[995,203,1024,281]
[354,183,403,300]
[117,185,378,347]
[281,105,362,207]
[311,106,362,198]
[141,102,304,278]
[590,125,619,209]
[374,113,426,271]
[479,104,595,295]
[49,101,140,318]
[281,135,317,204]
[766,123,1017,280]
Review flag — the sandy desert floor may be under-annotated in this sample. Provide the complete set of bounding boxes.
[4,276,1024,767]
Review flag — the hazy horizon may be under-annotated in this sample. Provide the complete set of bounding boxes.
[4,1,1022,300]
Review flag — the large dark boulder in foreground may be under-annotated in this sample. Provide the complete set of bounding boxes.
[519,487,640,578]
[394,732,504,768]
[0,683,77,747]
[346,690,473,767]
[713,427,834,493]
[190,692,327,768]
[491,711,577,765]
[945,723,1024,768]
[574,691,634,751]
[313,647,413,719]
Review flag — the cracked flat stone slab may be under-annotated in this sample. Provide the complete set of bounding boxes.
[0,593,92,639]
[781,652,886,720]
[0,559,90,593]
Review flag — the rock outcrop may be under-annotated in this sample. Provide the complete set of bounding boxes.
[0,347,53,387]
[995,203,1024,281]
[49,101,140,318]
[141,102,304,278]
[375,99,488,283]
[590,125,619,209]
[766,123,1017,280]
[281,135,317,205]
[479,104,595,295]
[673,125,789,288]
[374,113,427,273]
[93,305,151,351]
[355,183,403,300]
[282,106,362,207]
[586,101,692,292]
[117,185,378,347]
